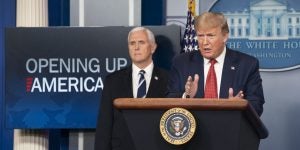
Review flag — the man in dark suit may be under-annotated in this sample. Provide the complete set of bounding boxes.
[95,27,168,150]
[167,12,265,116]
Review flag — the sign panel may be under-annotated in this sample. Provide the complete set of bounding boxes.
[211,0,300,71]
[5,26,180,128]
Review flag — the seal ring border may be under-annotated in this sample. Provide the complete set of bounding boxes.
[159,107,196,145]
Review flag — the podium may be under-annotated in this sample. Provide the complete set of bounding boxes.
[113,98,268,150]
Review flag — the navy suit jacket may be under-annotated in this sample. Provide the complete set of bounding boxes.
[167,48,265,116]
[95,66,168,150]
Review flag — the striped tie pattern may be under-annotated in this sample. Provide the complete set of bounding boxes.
[137,70,146,98]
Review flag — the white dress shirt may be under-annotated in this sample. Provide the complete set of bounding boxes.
[203,47,226,98]
[132,62,154,98]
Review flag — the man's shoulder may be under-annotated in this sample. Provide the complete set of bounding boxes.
[105,67,130,80]
[154,66,168,73]
[176,50,198,58]
[153,66,169,79]
[172,51,200,63]
[227,48,258,62]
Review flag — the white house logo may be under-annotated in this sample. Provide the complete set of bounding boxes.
[160,108,196,145]
[210,0,300,71]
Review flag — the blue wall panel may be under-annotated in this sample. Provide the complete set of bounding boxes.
[142,0,166,25]
[0,0,15,149]
[48,1,70,149]
[49,0,70,26]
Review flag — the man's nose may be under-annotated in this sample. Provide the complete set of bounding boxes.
[203,36,208,44]
[134,43,140,50]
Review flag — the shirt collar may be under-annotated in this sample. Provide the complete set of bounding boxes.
[132,62,154,76]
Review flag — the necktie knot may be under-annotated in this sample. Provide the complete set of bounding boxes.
[139,70,145,75]
[209,59,217,65]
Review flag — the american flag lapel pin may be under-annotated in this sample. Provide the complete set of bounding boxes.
[231,66,235,70]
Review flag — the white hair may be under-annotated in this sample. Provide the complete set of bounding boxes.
[127,27,156,44]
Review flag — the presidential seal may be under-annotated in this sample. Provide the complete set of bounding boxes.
[160,108,196,145]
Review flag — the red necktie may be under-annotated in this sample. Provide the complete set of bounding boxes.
[204,59,218,98]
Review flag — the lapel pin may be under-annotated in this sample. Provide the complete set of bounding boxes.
[154,76,158,80]
[231,66,235,70]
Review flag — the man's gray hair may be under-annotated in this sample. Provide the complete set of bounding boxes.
[128,27,156,44]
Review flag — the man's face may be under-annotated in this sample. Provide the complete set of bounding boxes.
[196,27,228,59]
[128,30,156,67]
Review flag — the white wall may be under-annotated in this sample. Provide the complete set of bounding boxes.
[260,70,300,150]
[70,0,141,26]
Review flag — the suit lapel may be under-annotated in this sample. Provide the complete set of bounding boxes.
[220,49,238,98]
[191,52,205,98]
[122,67,134,97]
[146,67,161,97]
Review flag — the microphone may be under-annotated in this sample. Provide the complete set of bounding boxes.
[185,92,190,98]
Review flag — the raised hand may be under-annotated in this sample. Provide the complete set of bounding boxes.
[184,74,199,98]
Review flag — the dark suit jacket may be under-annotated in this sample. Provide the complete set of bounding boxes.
[95,66,168,150]
[167,48,265,116]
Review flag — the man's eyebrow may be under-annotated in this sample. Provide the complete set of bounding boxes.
[207,33,215,36]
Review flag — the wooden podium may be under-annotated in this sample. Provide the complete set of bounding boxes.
[114,98,268,150]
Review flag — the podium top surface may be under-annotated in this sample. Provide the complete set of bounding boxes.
[114,98,248,110]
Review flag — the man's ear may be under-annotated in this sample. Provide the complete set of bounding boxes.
[223,33,229,43]
[151,43,157,53]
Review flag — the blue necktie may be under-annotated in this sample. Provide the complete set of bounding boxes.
[137,70,146,98]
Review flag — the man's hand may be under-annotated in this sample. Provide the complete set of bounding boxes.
[185,74,199,98]
[228,88,244,99]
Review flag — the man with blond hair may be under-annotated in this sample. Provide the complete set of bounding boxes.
[167,12,265,116]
